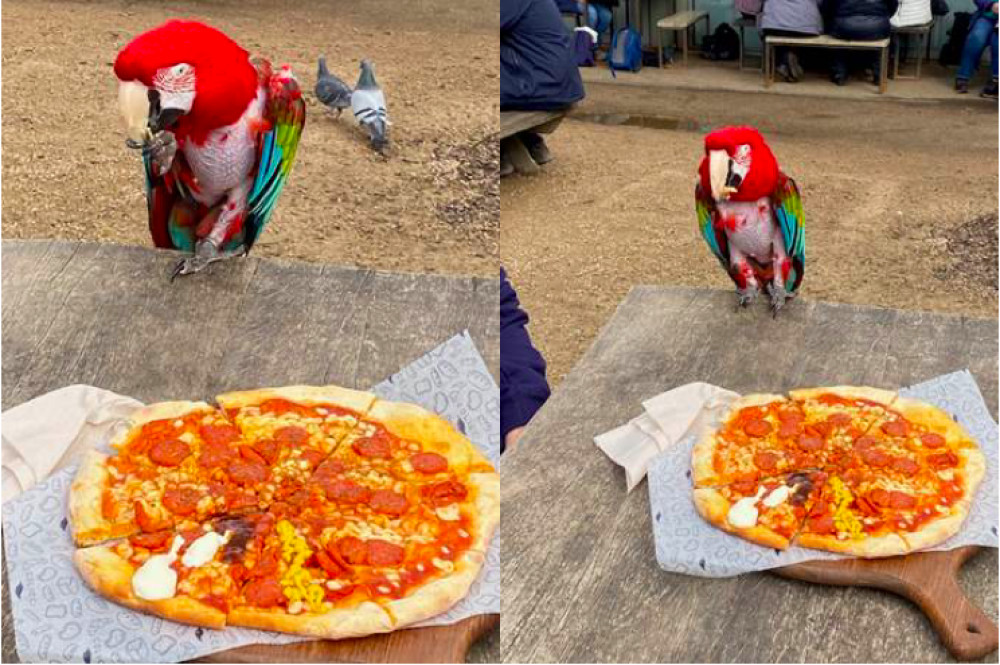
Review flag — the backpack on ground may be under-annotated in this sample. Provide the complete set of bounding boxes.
[701,22,740,61]
[573,27,597,67]
[940,12,971,66]
[609,26,643,72]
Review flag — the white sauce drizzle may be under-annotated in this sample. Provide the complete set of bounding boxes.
[181,531,230,568]
[762,485,792,508]
[727,487,766,528]
[132,535,184,600]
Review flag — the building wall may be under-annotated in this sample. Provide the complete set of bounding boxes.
[598,0,977,58]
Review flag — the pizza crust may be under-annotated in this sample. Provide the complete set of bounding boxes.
[365,399,495,475]
[691,429,723,488]
[227,602,393,639]
[789,386,897,407]
[74,546,226,629]
[69,450,114,546]
[692,488,792,550]
[382,550,487,629]
[728,393,787,412]
[794,531,909,557]
[467,471,500,554]
[891,396,980,450]
[900,498,973,552]
[215,385,376,415]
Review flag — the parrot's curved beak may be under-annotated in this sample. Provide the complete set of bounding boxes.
[709,150,731,201]
[147,89,186,134]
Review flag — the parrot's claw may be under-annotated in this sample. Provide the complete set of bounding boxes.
[170,255,214,281]
[767,283,789,318]
[169,242,247,282]
[736,286,759,308]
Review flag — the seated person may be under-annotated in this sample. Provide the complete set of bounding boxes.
[501,268,551,453]
[956,1,998,98]
[579,1,616,47]
[501,0,586,173]
[760,0,825,82]
[890,0,931,27]
[823,0,899,86]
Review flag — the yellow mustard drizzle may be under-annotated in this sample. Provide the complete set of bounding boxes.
[829,477,863,540]
[276,520,324,612]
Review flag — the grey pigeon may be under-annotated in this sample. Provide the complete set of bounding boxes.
[351,59,389,153]
[315,56,352,116]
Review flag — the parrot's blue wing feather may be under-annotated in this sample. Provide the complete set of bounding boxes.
[241,66,306,252]
[695,183,736,284]
[772,173,805,293]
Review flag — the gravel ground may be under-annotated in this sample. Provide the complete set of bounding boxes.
[2,0,499,276]
[502,84,998,384]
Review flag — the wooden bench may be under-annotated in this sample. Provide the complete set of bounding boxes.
[499,110,566,175]
[656,10,710,67]
[891,20,935,80]
[763,34,890,93]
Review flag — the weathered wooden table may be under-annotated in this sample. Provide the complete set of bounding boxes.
[499,286,998,663]
[1,239,500,663]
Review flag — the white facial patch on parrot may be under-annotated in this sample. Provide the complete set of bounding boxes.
[153,63,196,113]
[731,144,752,184]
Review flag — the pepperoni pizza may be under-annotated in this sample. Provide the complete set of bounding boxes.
[692,387,985,557]
[69,385,498,638]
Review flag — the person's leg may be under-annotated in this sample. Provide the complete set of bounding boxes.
[830,51,848,85]
[519,131,553,165]
[957,18,992,85]
[982,26,999,97]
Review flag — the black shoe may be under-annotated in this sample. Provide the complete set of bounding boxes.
[955,78,970,94]
[831,72,847,86]
[520,132,553,165]
[981,80,998,99]
[776,63,795,82]
[787,52,804,81]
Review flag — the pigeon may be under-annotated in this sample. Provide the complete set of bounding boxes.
[315,55,352,117]
[351,59,389,153]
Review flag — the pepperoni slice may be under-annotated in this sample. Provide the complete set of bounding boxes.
[244,578,285,608]
[148,438,191,467]
[227,459,269,485]
[163,488,201,516]
[353,435,391,459]
[753,451,779,471]
[808,500,830,518]
[855,495,879,516]
[860,447,889,467]
[315,549,347,576]
[422,480,469,506]
[239,446,268,466]
[881,420,910,437]
[201,424,240,446]
[225,486,259,512]
[315,458,347,478]
[370,489,408,515]
[854,436,877,451]
[797,434,824,451]
[133,501,160,532]
[827,412,853,426]
[411,452,448,474]
[920,433,946,448]
[891,457,919,476]
[928,451,959,469]
[888,491,917,509]
[322,479,372,504]
[199,442,236,469]
[869,488,891,507]
[251,548,281,578]
[809,514,836,534]
[325,583,357,601]
[253,439,284,465]
[129,531,173,550]
[298,449,326,469]
[274,426,310,446]
[777,420,801,438]
[336,536,369,565]
[743,419,772,438]
[808,422,833,439]
[368,540,405,566]
[731,478,758,494]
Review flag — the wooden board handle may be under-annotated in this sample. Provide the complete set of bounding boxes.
[778,547,998,661]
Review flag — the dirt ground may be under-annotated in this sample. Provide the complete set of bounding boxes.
[502,84,999,384]
[2,0,498,276]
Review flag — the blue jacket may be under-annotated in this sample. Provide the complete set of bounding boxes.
[500,268,551,450]
[501,0,586,111]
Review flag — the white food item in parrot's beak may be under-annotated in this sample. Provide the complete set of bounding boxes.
[118,81,151,144]
[708,149,731,201]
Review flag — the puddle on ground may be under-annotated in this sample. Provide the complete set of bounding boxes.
[570,112,714,133]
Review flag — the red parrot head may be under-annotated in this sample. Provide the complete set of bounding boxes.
[113,20,258,145]
[698,126,779,203]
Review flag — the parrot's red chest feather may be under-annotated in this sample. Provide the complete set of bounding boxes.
[114,20,259,144]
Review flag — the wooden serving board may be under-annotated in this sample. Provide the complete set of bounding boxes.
[193,614,497,664]
[776,546,997,661]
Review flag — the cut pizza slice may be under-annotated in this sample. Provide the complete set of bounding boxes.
[693,470,828,550]
[692,394,822,488]
[789,386,900,469]
[70,401,264,546]
[793,463,979,556]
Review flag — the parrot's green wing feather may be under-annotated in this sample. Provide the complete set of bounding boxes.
[695,182,732,276]
[772,173,805,293]
[241,69,306,251]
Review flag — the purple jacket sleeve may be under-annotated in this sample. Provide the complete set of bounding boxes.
[500,268,551,450]
[975,0,994,11]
